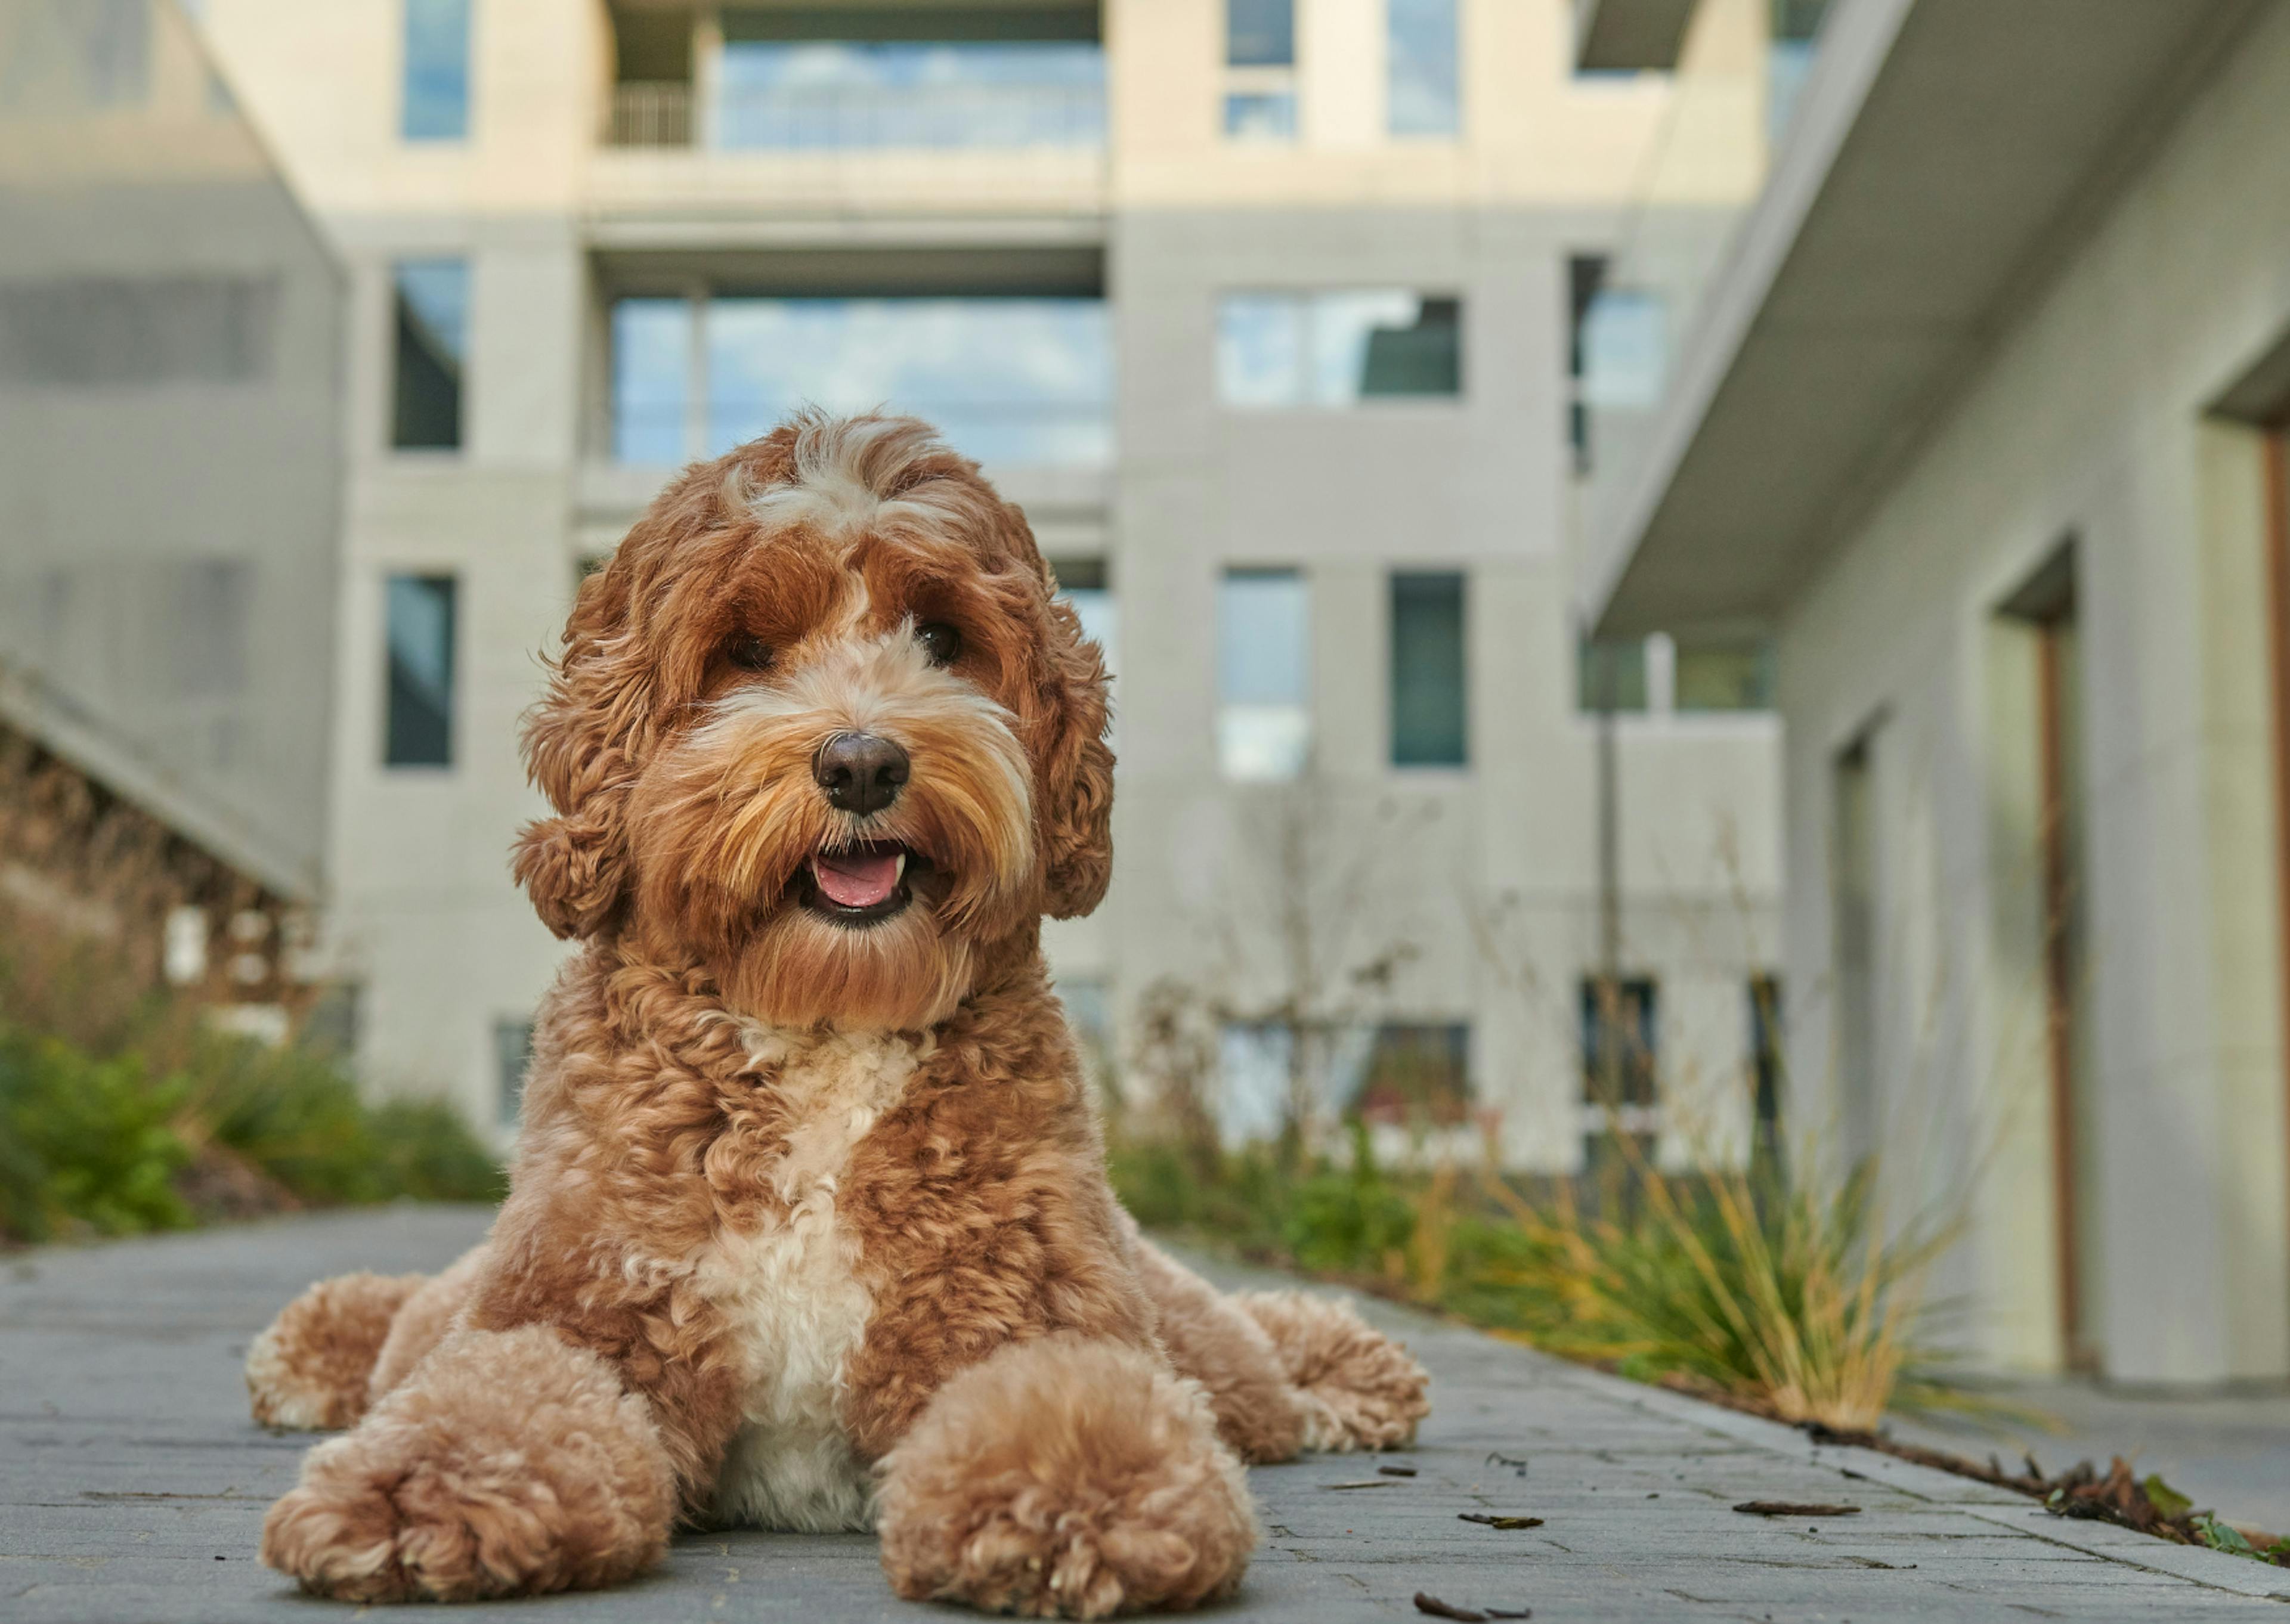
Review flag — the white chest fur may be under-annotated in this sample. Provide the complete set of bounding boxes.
[696,1024,926,1533]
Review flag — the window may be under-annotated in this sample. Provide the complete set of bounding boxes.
[1051,557,1116,747]
[1580,976,1658,1161]
[401,0,472,141]
[1675,637,1775,711]
[1769,0,1831,142]
[1749,975,1784,1170]
[1578,635,1648,713]
[1567,254,1607,472]
[0,276,278,385]
[610,296,690,464]
[1832,732,1877,1164]
[1217,290,1461,407]
[1218,567,1310,781]
[1050,557,1116,674]
[1581,286,1666,411]
[609,294,1111,468]
[1391,571,1466,767]
[383,574,455,767]
[1220,1021,1293,1144]
[1056,976,1116,1095]
[1351,1022,1471,1127]
[712,20,1104,151]
[1223,0,1295,140]
[1227,0,1293,65]
[391,259,466,451]
[494,1017,533,1126]
[1387,0,1459,138]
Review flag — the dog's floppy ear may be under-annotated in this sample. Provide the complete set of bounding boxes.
[512,563,648,940]
[1037,592,1114,919]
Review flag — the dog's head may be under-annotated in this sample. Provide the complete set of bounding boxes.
[512,412,1112,1030]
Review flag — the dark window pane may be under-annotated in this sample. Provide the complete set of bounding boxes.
[1773,0,1830,42]
[403,0,472,141]
[1578,636,1647,712]
[1675,639,1775,711]
[391,259,465,450]
[384,573,455,767]
[1351,1023,1471,1126]
[1226,0,1293,67]
[1358,295,1460,397]
[1391,571,1466,767]
[1749,974,1784,1169]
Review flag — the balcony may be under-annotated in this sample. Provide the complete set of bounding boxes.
[589,14,1107,233]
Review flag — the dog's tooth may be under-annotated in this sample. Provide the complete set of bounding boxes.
[893,851,908,883]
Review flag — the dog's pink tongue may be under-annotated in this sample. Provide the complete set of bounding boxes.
[815,848,901,909]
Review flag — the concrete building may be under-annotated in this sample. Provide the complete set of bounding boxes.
[0,0,344,1007]
[185,0,1788,1169]
[1585,0,2290,1383]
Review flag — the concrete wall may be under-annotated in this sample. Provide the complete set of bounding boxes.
[1772,4,2290,1383]
[0,0,343,900]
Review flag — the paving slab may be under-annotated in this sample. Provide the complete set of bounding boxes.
[2,1205,2286,1622]
[1886,1377,2290,1536]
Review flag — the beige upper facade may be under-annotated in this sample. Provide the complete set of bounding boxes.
[188,0,1785,1175]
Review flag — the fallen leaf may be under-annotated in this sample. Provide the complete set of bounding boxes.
[1459,1513,1544,1530]
[1379,1465,1419,1477]
[1325,1480,1398,1491]
[1415,1594,1487,1622]
[1733,1501,1861,1517]
[1487,1610,1533,1620]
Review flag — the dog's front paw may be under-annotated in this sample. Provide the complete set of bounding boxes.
[1236,1290,1430,1451]
[260,1325,674,1601]
[877,1334,1257,1619]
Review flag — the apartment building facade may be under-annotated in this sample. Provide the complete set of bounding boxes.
[192,0,1788,1169]
[1586,0,2290,1383]
[0,0,344,1009]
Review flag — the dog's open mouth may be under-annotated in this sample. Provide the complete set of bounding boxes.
[800,839,920,926]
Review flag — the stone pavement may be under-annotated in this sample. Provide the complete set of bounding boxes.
[4,1205,2288,1622]
[1888,1378,2290,1538]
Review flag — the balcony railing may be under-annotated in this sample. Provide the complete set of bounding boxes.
[602,79,1104,151]
[608,82,693,148]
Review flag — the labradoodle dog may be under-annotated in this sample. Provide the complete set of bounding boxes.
[246,412,1429,1617]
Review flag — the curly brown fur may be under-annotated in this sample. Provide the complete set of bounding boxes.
[246,1271,423,1430]
[256,414,1427,1614]
[1124,1229,1308,1464]
[1234,1290,1431,1450]
[876,1334,1256,1618]
[261,1326,677,1601]
[367,1242,487,1402]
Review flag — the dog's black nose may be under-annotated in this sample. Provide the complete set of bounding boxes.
[815,732,909,816]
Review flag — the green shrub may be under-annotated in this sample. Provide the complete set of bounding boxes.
[0,1033,191,1242]
[181,1029,503,1207]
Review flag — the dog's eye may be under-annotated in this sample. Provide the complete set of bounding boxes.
[915,622,963,667]
[724,634,775,671]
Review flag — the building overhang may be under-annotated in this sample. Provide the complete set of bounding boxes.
[1583,0,2269,638]
[1573,0,1698,73]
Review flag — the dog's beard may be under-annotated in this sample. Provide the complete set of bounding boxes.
[626,636,1034,1030]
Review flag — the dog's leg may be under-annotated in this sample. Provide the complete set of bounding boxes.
[366,1241,488,1405]
[1233,1290,1430,1452]
[1128,1233,1309,1464]
[246,1272,425,1430]
[260,1325,678,1602]
[875,1332,1257,1620]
